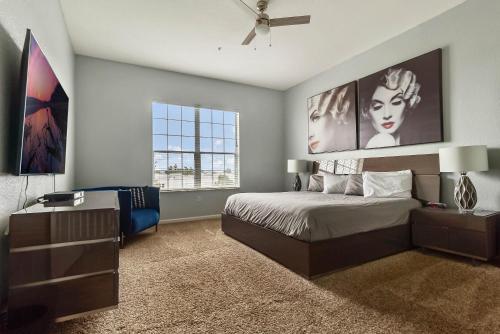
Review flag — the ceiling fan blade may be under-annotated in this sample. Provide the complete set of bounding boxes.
[242,28,256,45]
[270,15,310,27]
[237,0,259,17]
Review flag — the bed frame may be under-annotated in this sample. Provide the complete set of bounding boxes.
[222,153,440,279]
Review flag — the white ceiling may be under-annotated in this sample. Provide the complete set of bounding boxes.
[59,0,465,91]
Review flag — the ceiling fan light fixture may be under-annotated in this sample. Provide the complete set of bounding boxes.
[255,22,270,36]
[240,0,310,45]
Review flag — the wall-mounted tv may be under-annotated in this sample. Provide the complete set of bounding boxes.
[15,29,69,175]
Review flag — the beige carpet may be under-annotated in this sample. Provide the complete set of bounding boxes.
[52,219,500,334]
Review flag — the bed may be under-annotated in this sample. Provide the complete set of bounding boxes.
[221,154,440,279]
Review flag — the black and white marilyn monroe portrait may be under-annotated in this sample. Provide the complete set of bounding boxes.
[307,81,357,153]
[358,49,443,149]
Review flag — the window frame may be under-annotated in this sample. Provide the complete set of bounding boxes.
[152,102,240,192]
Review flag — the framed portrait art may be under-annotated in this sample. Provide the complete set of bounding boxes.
[307,81,358,154]
[358,49,443,149]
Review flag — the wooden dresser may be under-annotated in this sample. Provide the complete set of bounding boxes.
[7,191,120,331]
[412,207,499,261]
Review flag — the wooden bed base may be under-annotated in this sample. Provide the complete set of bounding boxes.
[222,154,440,279]
[222,213,412,279]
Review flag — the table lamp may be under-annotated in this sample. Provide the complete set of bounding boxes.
[439,145,488,213]
[287,160,307,191]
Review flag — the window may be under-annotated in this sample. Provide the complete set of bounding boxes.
[335,159,362,174]
[152,102,240,191]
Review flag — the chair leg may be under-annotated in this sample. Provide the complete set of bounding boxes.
[155,224,158,232]
[120,232,125,249]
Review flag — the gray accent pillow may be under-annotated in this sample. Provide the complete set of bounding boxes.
[344,174,364,196]
[307,175,324,192]
[130,187,146,208]
[322,175,348,194]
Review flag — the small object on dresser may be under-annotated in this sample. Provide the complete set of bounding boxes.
[287,160,307,191]
[424,201,448,209]
[43,190,84,203]
[44,197,85,207]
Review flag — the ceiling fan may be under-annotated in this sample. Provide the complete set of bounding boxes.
[239,0,311,45]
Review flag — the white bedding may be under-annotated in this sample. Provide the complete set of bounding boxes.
[224,192,421,242]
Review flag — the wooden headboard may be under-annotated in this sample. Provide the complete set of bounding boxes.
[312,154,440,202]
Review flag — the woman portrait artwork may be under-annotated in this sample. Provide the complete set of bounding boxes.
[358,49,443,149]
[307,81,357,153]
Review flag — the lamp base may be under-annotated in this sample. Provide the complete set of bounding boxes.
[454,173,477,214]
[292,173,302,191]
[458,208,475,214]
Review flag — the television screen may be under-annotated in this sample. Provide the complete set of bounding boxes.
[16,29,69,175]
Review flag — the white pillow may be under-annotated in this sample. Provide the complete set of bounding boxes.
[362,170,413,198]
[322,175,348,194]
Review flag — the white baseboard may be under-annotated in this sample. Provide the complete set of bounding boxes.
[159,214,221,224]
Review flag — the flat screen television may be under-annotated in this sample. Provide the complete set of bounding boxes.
[15,29,69,175]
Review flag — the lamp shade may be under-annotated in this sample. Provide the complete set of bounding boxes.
[439,145,488,173]
[287,160,307,173]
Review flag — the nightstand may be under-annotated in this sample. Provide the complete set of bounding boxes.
[411,208,500,262]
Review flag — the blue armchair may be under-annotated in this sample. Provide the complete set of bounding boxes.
[75,186,160,247]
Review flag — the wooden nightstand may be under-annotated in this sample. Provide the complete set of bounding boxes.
[411,208,500,262]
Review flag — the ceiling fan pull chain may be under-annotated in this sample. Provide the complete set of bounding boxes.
[269,28,272,47]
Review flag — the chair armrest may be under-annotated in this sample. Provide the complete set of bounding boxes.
[144,186,160,214]
[116,190,133,235]
[74,186,123,192]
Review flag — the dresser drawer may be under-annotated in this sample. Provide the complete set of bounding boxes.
[10,210,118,248]
[448,229,490,259]
[411,209,492,232]
[9,241,118,287]
[412,223,449,249]
[9,272,118,320]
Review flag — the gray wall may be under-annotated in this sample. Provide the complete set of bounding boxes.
[284,0,500,210]
[0,0,75,319]
[74,56,285,219]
